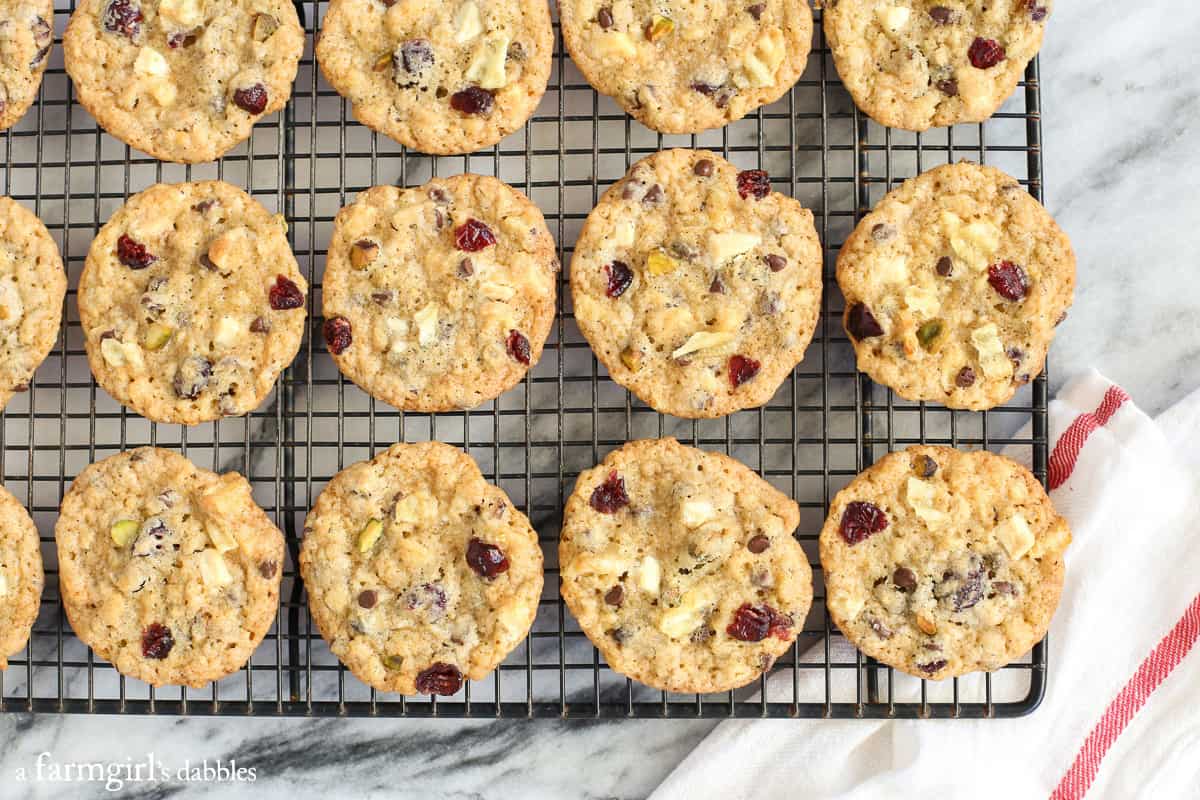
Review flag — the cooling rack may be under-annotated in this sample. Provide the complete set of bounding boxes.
[0,1,1048,718]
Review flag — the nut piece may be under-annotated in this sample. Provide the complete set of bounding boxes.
[915,612,938,635]
[356,518,384,553]
[671,331,734,360]
[142,322,173,351]
[645,14,674,41]
[619,346,643,371]
[709,231,761,263]
[110,519,139,547]
[252,12,279,42]
[350,239,379,269]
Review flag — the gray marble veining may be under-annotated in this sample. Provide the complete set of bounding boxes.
[2,1,1197,798]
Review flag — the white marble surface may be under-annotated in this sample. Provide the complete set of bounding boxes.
[3,1,1198,798]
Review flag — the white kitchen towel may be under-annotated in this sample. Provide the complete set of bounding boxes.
[651,370,1200,800]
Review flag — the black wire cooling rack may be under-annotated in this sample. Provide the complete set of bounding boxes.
[0,2,1049,719]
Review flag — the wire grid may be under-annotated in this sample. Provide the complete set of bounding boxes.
[0,1,1049,719]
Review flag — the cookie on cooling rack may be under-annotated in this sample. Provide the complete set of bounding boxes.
[570,148,822,418]
[819,445,1070,681]
[824,0,1052,131]
[78,180,307,425]
[0,0,54,131]
[0,484,43,670]
[321,174,557,412]
[559,0,811,134]
[0,196,67,410]
[559,438,812,693]
[837,161,1074,410]
[300,441,543,696]
[55,447,285,687]
[63,0,304,162]
[316,0,553,154]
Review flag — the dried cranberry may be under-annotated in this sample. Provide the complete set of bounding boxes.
[450,86,494,116]
[987,261,1029,300]
[968,37,1006,69]
[728,355,761,388]
[103,0,142,39]
[736,169,771,200]
[709,276,727,294]
[454,218,496,251]
[726,603,792,642]
[414,662,463,695]
[747,535,770,553]
[604,585,624,606]
[604,261,633,298]
[589,470,628,513]
[504,329,531,365]
[839,501,888,545]
[845,303,884,339]
[116,234,156,269]
[268,275,305,310]
[141,623,174,659]
[466,537,509,578]
[323,316,353,355]
[951,569,986,612]
[232,83,269,114]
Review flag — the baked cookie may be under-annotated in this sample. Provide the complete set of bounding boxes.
[570,149,822,418]
[63,0,304,163]
[79,180,307,425]
[316,0,553,154]
[0,196,67,410]
[559,0,812,134]
[300,441,543,696]
[560,438,812,693]
[0,0,53,131]
[0,484,43,669]
[837,162,1073,410]
[55,447,285,687]
[322,175,557,412]
[819,445,1070,680]
[824,0,1051,131]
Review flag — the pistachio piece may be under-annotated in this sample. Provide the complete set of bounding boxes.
[620,346,643,371]
[645,249,678,275]
[382,654,404,670]
[916,319,943,349]
[110,519,139,547]
[142,322,173,351]
[350,239,380,269]
[252,13,279,42]
[645,14,674,41]
[357,518,384,553]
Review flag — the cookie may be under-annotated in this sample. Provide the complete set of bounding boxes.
[63,0,304,163]
[322,175,557,412]
[0,1,53,131]
[837,162,1074,410]
[819,445,1070,680]
[0,484,43,670]
[55,447,285,687]
[300,441,543,696]
[0,196,67,410]
[316,0,553,154]
[570,148,822,418]
[559,0,812,134]
[824,0,1051,131]
[78,180,307,425]
[559,438,812,693]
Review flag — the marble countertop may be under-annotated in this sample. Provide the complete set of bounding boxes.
[3,2,1197,798]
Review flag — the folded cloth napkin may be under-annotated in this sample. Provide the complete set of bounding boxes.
[651,370,1200,800]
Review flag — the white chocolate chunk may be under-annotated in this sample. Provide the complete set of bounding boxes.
[830,584,867,622]
[875,5,911,32]
[453,1,483,43]
[903,285,940,318]
[0,280,24,326]
[949,217,1001,272]
[738,27,785,87]
[678,498,716,528]
[385,317,409,354]
[658,587,715,639]
[637,555,661,594]
[206,525,238,553]
[670,331,735,359]
[198,548,232,586]
[708,231,761,263]
[394,491,438,526]
[465,34,510,90]
[970,323,1013,380]
[612,220,635,247]
[906,476,947,528]
[413,303,438,347]
[873,254,908,284]
[159,0,204,27]
[149,80,178,107]
[134,48,170,78]
[0,571,8,597]
[480,280,516,301]
[100,337,143,369]
[213,316,240,349]
[996,513,1035,560]
[598,31,637,59]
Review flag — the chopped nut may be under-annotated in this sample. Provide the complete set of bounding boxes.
[916,319,943,349]
[357,518,384,553]
[252,13,279,42]
[382,654,404,670]
[619,347,643,371]
[110,519,139,547]
[916,612,938,635]
[350,239,379,269]
[670,331,735,360]
[644,14,674,42]
[141,322,173,351]
[645,249,678,275]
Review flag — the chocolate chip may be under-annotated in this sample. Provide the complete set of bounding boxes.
[915,454,938,478]
[936,78,959,97]
[955,366,977,388]
[693,159,714,177]
[991,581,1016,596]
[870,223,895,242]
[709,275,726,294]
[892,567,917,593]
[918,659,948,674]
[845,303,884,339]
[604,585,624,606]
[869,618,893,639]
[928,6,955,24]
[764,253,787,272]
[457,257,474,277]
[357,589,378,609]
[936,256,954,276]
[747,535,770,553]
[606,627,628,645]
[643,184,664,205]
[249,316,271,334]
[258,560,278,578]
[747,3,766,19]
